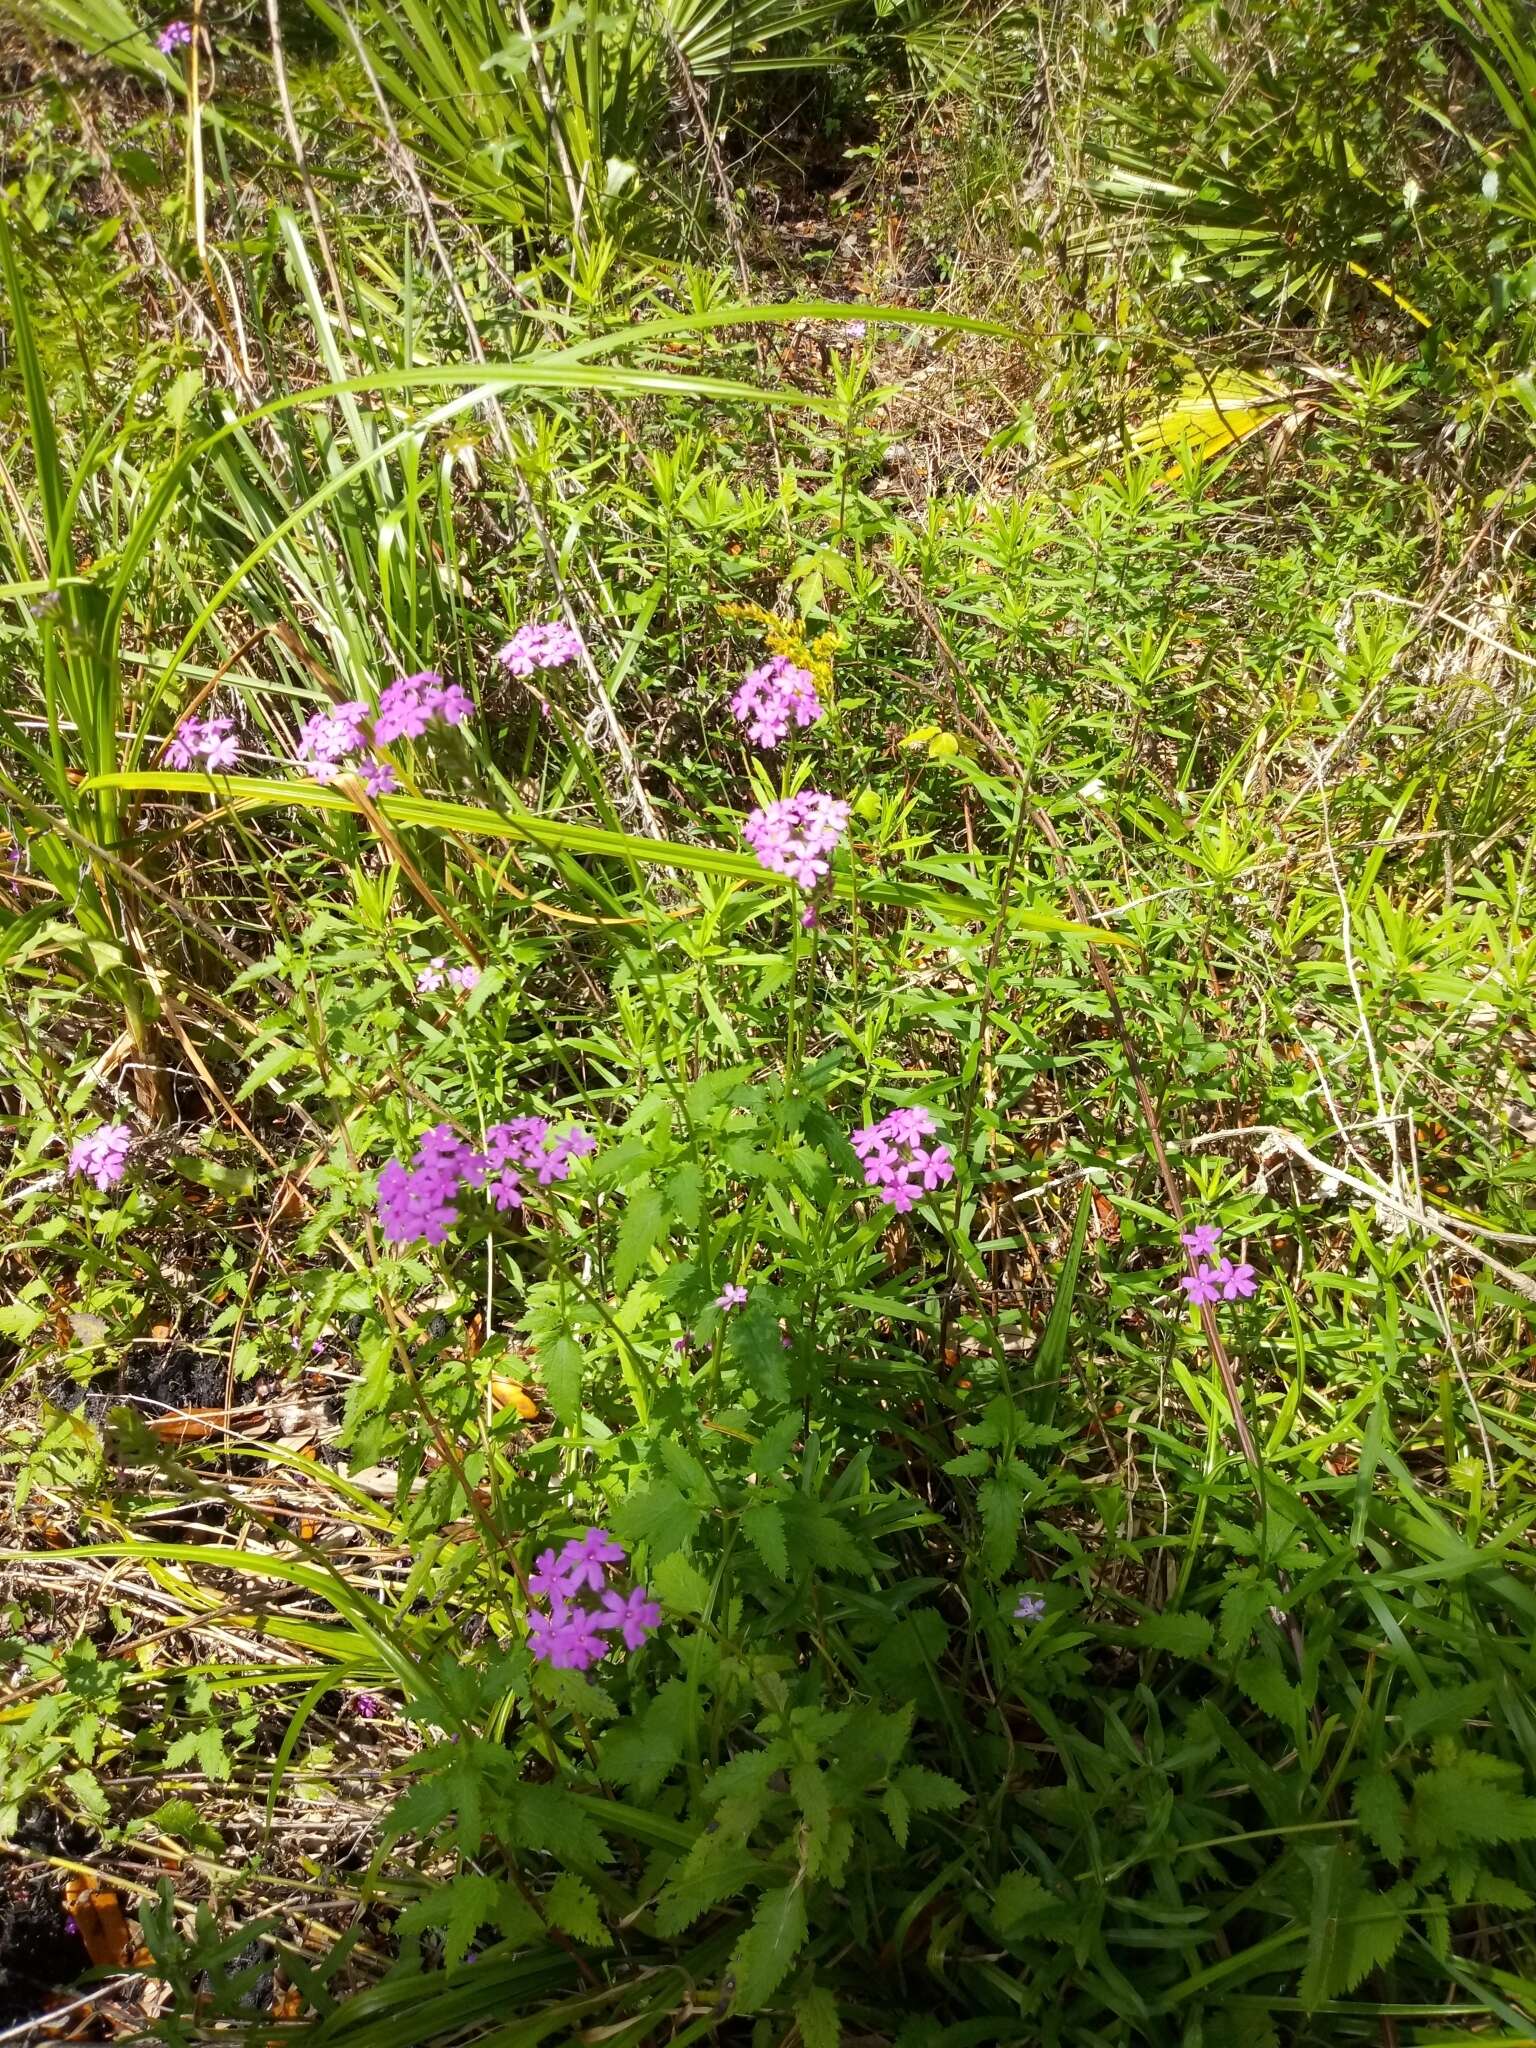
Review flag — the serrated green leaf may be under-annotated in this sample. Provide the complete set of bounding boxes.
[1134,1612,1214,1659]
[614,1184,666,1292]
[978,1470,1025,1574]
[614,1479,704,1558]
[546,1871,607,1945]
[742,1502,789,1580]
[731,1883,808,2012]
[1354,1770,1406,1865]
[794,1985,840,2048]
[538,1333,583,1424]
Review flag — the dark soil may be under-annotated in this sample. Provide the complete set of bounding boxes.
[0,1877,90,2029]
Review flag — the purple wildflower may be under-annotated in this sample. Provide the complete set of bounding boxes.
[527,1528,659,1673]
[558,1527,625,1594]
[156,19,192,53]
[449,963,480,992]
[373,671,443,745]
[598,1585,661,1650]
[484,1116,593,1188]
[800,904,818,929]
[69,1122,133,1191]
[842,320,867,341]
[164,717,204,770]
[741,791,850,890]
[165,713,239,773]
[1181,1223,1222,1259]
[297,701,370,781]
[729,656,823,749]
[1013,1593,1046,1623]
[497,620,584,677]
[65,1915,79,1936]
[362,755,400,796]
[417,957,448,992]
[850,1105,954,1211]
[1179,1267,1222,1308]
[528,1547,571,1599]
[375,1122,480,1247]
[351,1692,384,1719]
[1213,1257,1257,1300]
[715,1282,748,1310]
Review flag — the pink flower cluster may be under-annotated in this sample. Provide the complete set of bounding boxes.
[373,672,474,745]
[1178,1226,1257,1306]
[417,958,479,994]
[70,1123,133,1190]
[156,19,192,53]
[497,621,584,677]
[741,791,850,889]
[376,1116,595,1247]
[730,656,823,749]
[165,714,238,772]
[851,1105,954,1212]
[526,1527,660,1671]
[296,675,474,793]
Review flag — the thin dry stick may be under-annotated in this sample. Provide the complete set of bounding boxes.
[1314,752,1402,1203]
[265,0,352,316]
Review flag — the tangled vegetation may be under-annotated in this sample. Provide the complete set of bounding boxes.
[4,0,1536,2041]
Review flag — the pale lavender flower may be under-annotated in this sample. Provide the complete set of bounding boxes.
[1013,1593,1046,1623]
[842,319,867,341]
[69,1122,133,1191]
[373,671,443,745]
[362,755,400,796]
[1181,1223,1222,1259]
[448,963,480,992]
[741,791,850,890]
[156,18,192,53]
[297,700,370,781]
[729,656,822,749]
[417,957,448,992]
[164,716,204,770]
[165,713,238,772]
[715,1282,748,1310]
[497,620,584,677]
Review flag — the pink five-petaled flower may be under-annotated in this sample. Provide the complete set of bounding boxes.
[716,1283,748,1311]
[165,714,239,773]
[528,1547,572,1599]
[69,1122,133,1191]
[741,791,850,890]
[527,1601,606,1671]
[497,620,584,677]
[297,700,370,781]
[1179,1267,1222,1307]
[851,1104,954,1212]
[449,963,479,992]
[559,1527,626,1594]
[729,655,823,750]
[1014,1593,1046,1623]
[1181,1223,1222,1259]
[598,1585,661,1650]
[1212,1257,1257,1300]
[417,957,448,992]
[156,19,192,53]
